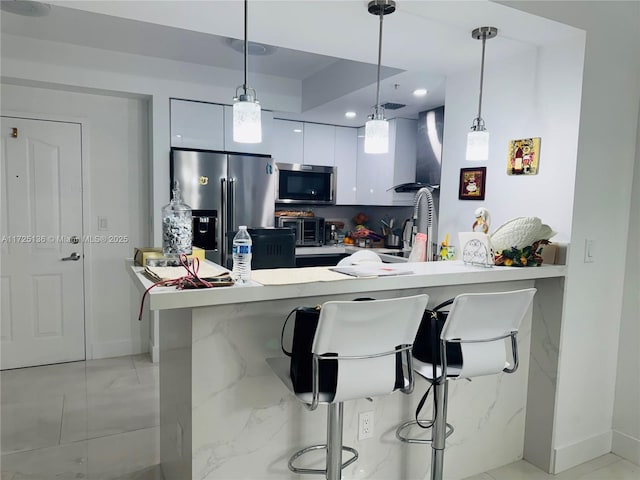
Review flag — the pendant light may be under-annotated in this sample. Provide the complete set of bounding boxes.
[233,0,262,144]
[364,0,396,154]
[466,26,497,161]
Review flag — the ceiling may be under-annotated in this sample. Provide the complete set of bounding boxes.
[0,0,582,126]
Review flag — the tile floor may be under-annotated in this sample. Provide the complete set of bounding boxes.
[2,355,639,480]
[1,354,162,480]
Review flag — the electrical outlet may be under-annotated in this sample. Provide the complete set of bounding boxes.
[358,411,374,440]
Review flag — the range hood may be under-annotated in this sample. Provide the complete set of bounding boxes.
[388,182,440,193]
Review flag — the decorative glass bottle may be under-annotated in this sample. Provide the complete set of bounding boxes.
[162,181,192,257]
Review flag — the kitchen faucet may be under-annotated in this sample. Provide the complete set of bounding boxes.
[412,187,435,261]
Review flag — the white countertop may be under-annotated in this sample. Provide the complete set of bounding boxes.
[129,259,566,311]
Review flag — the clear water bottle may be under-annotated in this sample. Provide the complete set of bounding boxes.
[162,181,192,257]
[232,226,252,284]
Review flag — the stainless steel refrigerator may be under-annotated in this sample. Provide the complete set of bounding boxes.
[170,148,275,266]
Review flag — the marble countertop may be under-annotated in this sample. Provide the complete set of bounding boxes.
[128,260,566,312]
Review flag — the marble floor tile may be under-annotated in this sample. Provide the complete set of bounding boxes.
[575,457,640,480]
[462,474,494,480]
[2,426,159,480]
[2,437,89,479]
[60,383,159,443]
[85,426,160,479]
[473,454,640,480]
[1,356,142,405]
[553,453,623,480]
[1,395,64,454]
[1,361,87,404]
[112,464,164,480]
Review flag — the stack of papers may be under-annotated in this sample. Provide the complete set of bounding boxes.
[144,262,230,282]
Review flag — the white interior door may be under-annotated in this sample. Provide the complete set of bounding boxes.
[1,116,85,369]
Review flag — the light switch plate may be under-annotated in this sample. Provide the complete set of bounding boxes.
[584,239,595,263]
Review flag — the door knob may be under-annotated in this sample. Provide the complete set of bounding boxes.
[61,252,81,261]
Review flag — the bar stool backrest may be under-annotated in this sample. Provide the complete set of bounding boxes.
[312,294,428,403]
[441,288,536,379]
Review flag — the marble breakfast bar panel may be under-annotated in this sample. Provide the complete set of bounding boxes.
[159,281,538,480]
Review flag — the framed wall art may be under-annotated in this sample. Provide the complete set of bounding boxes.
[507,137,541,175]
[459,167,486,200]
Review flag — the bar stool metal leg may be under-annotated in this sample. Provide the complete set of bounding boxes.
[287,401,358,479]
[430,379,449,480]
[326,402,343,480]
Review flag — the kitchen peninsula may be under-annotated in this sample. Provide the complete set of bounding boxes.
[129,261,566,480]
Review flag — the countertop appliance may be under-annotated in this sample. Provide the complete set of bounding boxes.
[276,216,325,246]
[275,163,335,205]
[226,227,295,270]
[170,148,275,265]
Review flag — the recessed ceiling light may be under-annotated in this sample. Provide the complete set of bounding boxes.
[413,88,428,97]
[224,38,277,56]
[345,111,357,118]
[293,129,302,133]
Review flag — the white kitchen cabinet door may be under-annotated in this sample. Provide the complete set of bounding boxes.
[271,119,304,165]
[356,119,417,206]
[170,99,224,150]
[303,123,335,166]
[390,117,418,206]
[334,126,357,205]
[223,105,273,155]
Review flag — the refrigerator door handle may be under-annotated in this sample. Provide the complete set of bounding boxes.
[229,178,236,233]
[221,178,227,265]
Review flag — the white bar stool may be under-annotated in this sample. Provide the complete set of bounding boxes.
[267,294,429,480]
[396,288,537,480]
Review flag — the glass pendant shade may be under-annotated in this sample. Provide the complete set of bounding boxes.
[233,98,262,144]
[364,118,389,154]
[466,129,490,161]
[232,0,262,144]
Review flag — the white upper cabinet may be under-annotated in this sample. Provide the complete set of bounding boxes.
[271,119,304,165]
[334,126,357,205]
[356,118,417,206]
[223,105,274,155]
[303,123,335,166]
[170,99,224,151]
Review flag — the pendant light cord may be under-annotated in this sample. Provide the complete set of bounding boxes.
[476,32,487,122]
[375,10,384,114]
[243,0,248,94]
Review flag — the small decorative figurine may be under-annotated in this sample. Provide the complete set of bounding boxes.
[472,207,491,234]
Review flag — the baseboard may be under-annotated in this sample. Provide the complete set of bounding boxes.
[90,339,147,360]
[553,430,612,473]
[612,430,640,465]
[149,337,159,363]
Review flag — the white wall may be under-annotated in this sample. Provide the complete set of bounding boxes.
[1,84,151,359]
[500,0,640,473]
[612,108,640,465]
[438,36,585,245]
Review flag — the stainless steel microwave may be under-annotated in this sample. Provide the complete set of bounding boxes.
[275,163,335,205]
